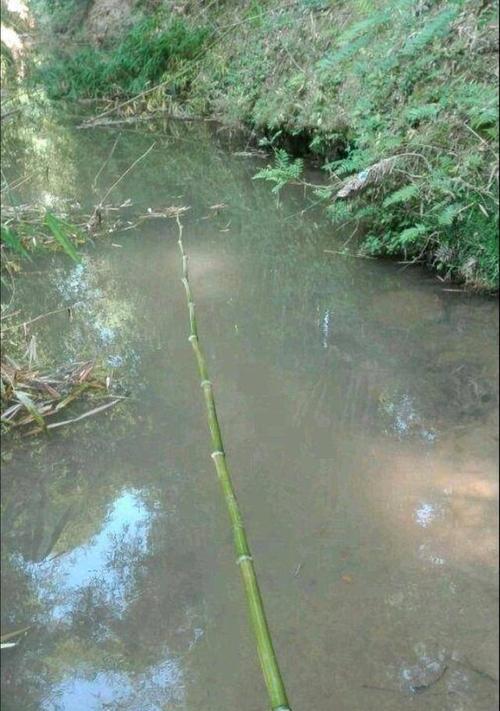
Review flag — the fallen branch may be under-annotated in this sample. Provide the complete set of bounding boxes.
[88,143,156,228]
[335,157,397,199]
[45,397,122,430]
[1,304,79,333]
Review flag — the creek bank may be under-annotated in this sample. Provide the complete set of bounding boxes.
[5,0,500,290]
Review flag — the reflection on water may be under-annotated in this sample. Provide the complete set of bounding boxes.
[22,490,151,619]
[414,501,442,529]
[1,112,498,710]
[44,660,185,711]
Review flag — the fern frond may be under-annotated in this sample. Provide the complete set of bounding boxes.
[404,104,440,125]
[437,203,464,226]
[383,184,419,207]
[401,8,457,56]
[397,224,428,245]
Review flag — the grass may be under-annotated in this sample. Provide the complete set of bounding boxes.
[32,15,209,101]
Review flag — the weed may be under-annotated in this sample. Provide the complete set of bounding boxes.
[32,16,209,100]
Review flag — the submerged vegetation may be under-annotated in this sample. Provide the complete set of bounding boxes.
[24,0,498,289]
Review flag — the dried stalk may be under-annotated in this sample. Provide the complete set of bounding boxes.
[174,212,291,711]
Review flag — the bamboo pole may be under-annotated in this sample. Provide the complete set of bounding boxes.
[174,214,292,711]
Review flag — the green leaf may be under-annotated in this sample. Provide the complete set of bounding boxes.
[253,150,303,195]
[14,390,47,431]
[397,224,428,245]
[0,225,29,257]
[44,212,80,262]
[404,104,440,125]
[438,203,464,226]
[383,184,419,207]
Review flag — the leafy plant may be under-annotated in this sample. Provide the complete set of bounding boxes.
[253,149,304,196]
[44,211,80,262]
[33,17,209,99]
[1,225,29,257]
[383,184,420,207]
[1,212,81,265]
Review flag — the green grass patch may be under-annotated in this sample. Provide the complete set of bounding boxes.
[33,16,209,100]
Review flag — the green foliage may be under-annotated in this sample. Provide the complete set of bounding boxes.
[1,225,29,258]
[253,149,304,195]
[27,0,499,287]
[383,184,419,207]
[436,203,463,226]
[400,7,458,56]
[1,212,81,265]
[33,17,209,99]
[44,211,80,262]
[248,0,498,287]
[404,104,440,126]
[396,224,428,247]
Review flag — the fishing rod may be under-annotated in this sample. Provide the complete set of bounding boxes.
[174,211,292,711]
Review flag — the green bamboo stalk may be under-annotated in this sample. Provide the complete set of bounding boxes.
[175,215,291,711]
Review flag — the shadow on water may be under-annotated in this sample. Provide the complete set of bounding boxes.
[1,109,498,710]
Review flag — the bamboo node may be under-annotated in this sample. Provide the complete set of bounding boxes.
[200,379,212,388]
[188,335,198,343]
[236,555,253,565]
[211,450,224,460]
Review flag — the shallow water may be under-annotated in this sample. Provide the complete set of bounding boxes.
[1,114,499,711]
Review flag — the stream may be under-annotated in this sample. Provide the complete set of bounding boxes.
[1,112,498,710]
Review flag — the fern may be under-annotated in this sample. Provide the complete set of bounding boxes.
[333,11,390,45]
[325,152,371,177]
[437,203,464,226]
[383,184,419,207]
[253,149,303,194]
[401,8,458,56]
[313,186,335,201]
[326,200,353,224]
[404,104,440,125]
[396,224,428,246]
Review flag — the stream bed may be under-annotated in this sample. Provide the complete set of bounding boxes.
[1,114,499,710]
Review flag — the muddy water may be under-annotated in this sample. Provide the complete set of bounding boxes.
[1,115,498,711]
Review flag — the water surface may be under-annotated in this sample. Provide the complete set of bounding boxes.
[1,114,498,710]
